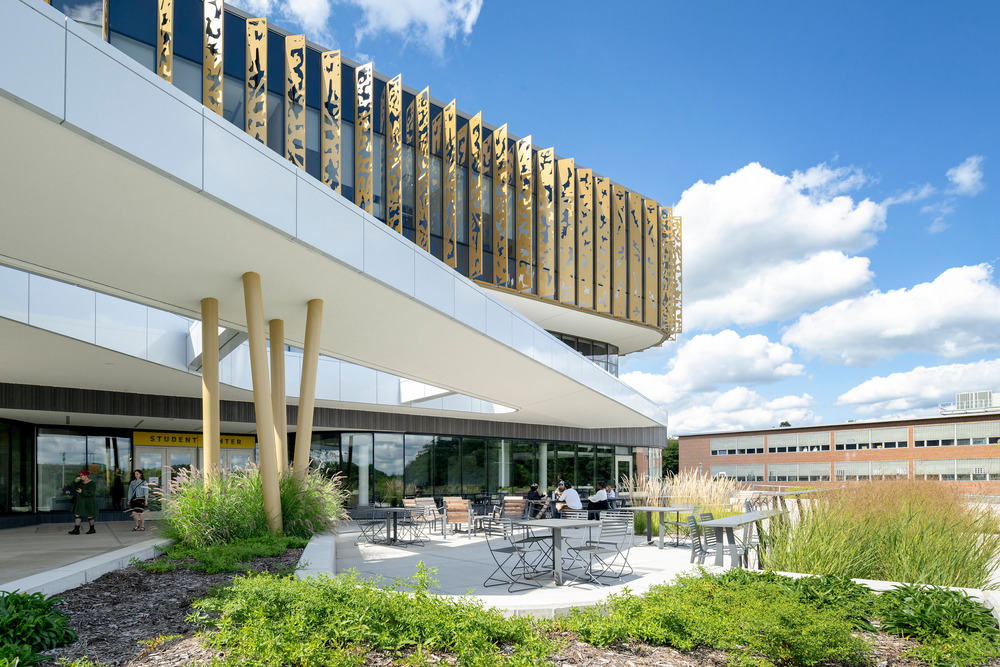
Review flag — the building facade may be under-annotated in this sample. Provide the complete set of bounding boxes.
[0,0,680,525]
[679,411,1000,490]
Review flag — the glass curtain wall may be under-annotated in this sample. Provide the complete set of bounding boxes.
[372,433,403,506]
[0,420,33,515]
[36,429,131,513]
[404,435,433,497]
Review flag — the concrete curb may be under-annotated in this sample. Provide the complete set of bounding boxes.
[0,538,171,597]
[295,532,338,580]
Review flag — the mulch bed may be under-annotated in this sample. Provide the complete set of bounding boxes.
[41,552,938,666]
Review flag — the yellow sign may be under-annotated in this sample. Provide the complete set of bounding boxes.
[133,431,255,449]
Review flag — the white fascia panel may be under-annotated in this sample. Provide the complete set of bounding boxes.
[0,1,66,120]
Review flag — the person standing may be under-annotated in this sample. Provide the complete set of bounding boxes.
[68,470,98,535]
[126,469,150,531]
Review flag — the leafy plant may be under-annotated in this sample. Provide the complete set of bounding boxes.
[190,563,554,667]
[0,591,77,667]
[560,570,870,667]
[159,464,347,547]
[134,534,307,574]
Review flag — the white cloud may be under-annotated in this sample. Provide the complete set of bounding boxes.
[340,0,482,57]
[675,162,885,331]
[837,358,1000,415]
[687,251,873,329]
[228,0,332,40]
[883,183,935,206]
[947,155,985,196]
[669,388,819,434]
[621,330,804,405]
[783,264,1000,365]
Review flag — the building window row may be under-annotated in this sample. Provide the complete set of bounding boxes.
[549,333,620,376]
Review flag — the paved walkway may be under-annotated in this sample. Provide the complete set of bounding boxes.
[0,520,170,595]
[331,525,718,617]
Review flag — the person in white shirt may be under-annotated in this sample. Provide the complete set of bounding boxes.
[554,482,582,517]
[588,481,609,511]
[606,484,617,508]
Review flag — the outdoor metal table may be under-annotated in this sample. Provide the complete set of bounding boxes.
[375,507,420,545]
[699,510,781,567]
[623,506,697,548]
[511,518,601,585]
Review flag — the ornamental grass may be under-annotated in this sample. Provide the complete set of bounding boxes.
[762,481,1000,589]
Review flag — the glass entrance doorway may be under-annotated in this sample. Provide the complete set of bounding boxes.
[135,446,201,511]
[615,456,632,487]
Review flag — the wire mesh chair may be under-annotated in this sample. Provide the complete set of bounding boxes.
[353,508,386,544]
[482,517,546,593]
[568,516,633,583]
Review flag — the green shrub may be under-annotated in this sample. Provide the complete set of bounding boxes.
[0,591,77,667]
[160,464,347,546]
[559,570,870,667]
[191,564,553,667]
[762,481,1000,589]
[876,584,1000,666]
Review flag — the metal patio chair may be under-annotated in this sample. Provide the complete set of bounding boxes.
[568,515,633,583]
[482,517,546,593]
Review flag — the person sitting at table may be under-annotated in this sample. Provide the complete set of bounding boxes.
[553,481,582,518]
[606,484,617,509]
[587,481,610,512]
[525,483,544,518]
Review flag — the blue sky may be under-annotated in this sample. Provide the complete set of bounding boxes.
[235,0,1000,435]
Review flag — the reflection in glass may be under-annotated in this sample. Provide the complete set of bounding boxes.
[404,435,433,497]
[373,433,403,506]
[0,420,33,514]
[434,436,461,495]
[461,438,486,495]
[341,432,371,506]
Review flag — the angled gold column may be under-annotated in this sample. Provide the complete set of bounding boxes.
[556,158,576,305]
[201,298,220,486]
[536,147,556,299]
[611,185,628,319]
[241,272,282,534]
[493,124,509,286]
[442,100,458,267]
[354,62,374,213]
[245,19,267,142]
[515,135,534,293]
[269,319,288,476]
[628,191,644,323]
[644,199,659,327]
[293,299,323,478]
[594,175,611,313]
[469,112,484,279]
[320,51,342,192]
[385,74,403,233]
[156,0,173,82]
[284,35,306,170]
[203,0,224,114]
[576,167,593,309]
[415,87,431,252]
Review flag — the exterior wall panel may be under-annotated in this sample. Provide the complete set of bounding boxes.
[643,198,658,326]
[284,34,306,170]
[594,175,611,313]
[385,74,403,233]
[576,168,593,309]
[320,50,341,192]
[557,158,575,304]
[493,124,509,286]
[443,100,457,268]
[156,0,173,83]
[245,18,267,142]
[203,0,224,114]
[415,87,431,252]
[354,62,374,213]
[628,191,643,323]
[469,112,484,279]
[515,135,534,293]
[536,147,556,299]
[611,184,628,318]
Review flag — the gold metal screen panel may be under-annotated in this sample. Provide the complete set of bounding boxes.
[457,122,468,168]
[576,168,594,309]
[284,35,306,170]
[469,112,484,279]
[354,62,374,213]
[516,135,534,293]
[643,199,659,327]
[245,18,267,142]
[536,147,556,299]
[663,206,683,336]
[203,0,223,114]
[611,185,628,318]
[320,51,341,192]
[556,158,576,304]
[156,0,173,82]
[594,175,611,313]
[628,191,643,323]
[102,0,109,41]
[385,74,403,233]
[415,87,431,252]
[443,100,458,268]
[493,124,509,286]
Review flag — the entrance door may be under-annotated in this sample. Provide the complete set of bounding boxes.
[222,449,254,472]
[615,456,632,488]
[135,446,201,511]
